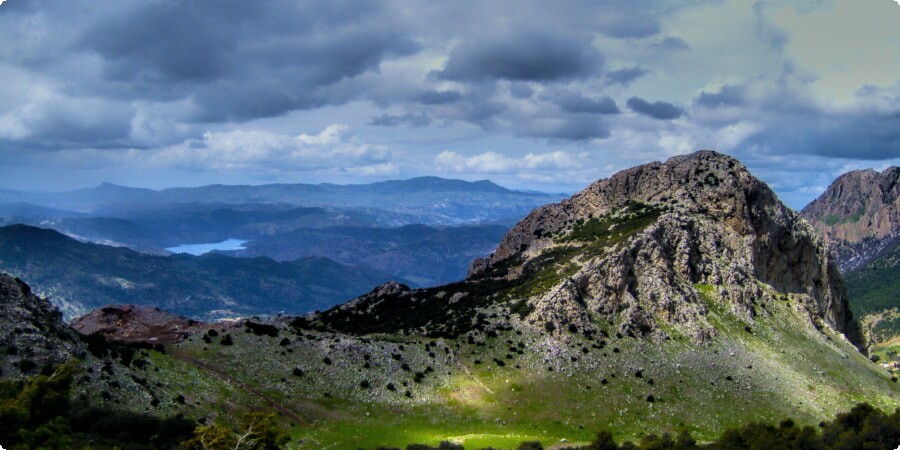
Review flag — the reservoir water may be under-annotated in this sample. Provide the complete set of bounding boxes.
[165,238,248,255]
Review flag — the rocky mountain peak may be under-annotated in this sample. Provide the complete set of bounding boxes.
[485,151,773,264]
[801,167,899,272]
[320,151,862,350]
[0,274,84,378]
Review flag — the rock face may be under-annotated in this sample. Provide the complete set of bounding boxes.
[0,273,84,378]
[801,167,899,272]
[483,151,857,344]
[323,151,862,349]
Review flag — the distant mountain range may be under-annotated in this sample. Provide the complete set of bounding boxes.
[0,224,400,320]
[0,177,563,289]
[3,176,565,225]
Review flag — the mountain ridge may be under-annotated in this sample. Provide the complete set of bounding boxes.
[0,224,402,320]
[319,150,860,348]
[801,166,899,272]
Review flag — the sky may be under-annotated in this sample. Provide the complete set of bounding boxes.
[0,0,898,209]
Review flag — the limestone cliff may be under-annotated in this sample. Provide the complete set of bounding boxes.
[801,167,899,272]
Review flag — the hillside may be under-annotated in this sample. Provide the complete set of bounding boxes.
[0,224,399,320]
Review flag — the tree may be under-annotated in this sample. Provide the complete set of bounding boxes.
[183,412,288,450]
[587,430,620,450]
[0,360,78,449]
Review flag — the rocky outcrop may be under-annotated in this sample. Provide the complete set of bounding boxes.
[480,151,860,346]
[0,273,84,378]
[801,167,899,272]
[71,304,198,344]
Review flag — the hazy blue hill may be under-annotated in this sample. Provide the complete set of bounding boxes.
[0,202,86,220]
[0,224,400,320]
[10,177,563,224]
[234,223,509,286]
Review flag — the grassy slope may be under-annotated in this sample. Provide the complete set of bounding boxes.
[156,293,898,450]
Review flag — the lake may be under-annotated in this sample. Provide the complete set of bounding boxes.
[165,238,248,255]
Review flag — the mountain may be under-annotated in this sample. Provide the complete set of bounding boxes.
[0,202,86,221]
[2,152,896,449]
[11,177,564,225]
[801,167,899,347]
[0,224,401,320]
[319,151,858,345]
[801,167,899,272]
[11,206,507,287]
[231,224,508,286]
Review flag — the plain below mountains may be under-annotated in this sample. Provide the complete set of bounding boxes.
[0,224,400,320]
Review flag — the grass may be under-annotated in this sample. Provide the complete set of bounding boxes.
[153,296,900,450]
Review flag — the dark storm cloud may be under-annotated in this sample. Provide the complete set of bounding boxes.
[82,3,235,83]
[604,66,649,86]
[434,34,602,82]
[627,97,684,120]
[545,90,620,114]
[76,0,418,120]
[370,113,433,128]
[419,90,463,105]
[695,84,747,108]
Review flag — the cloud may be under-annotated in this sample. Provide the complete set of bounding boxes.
[545,89,621,114]
[520,115,612,141]
[735,112,900,160]
[369,113,433,127]
[0,90,134,150]
[419,90,463,105]
[627,97,684,120]
[435,150,585,174]
[650,36,690,51]
[694,84,748,108]
[141,124,392,173]
[74,1,419,120]
[508,83,535,99]
[603,66,649,86]
[434,33,602,82]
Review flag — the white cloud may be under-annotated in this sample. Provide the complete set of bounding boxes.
[137,124,392,174]
[435,150,584,174]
